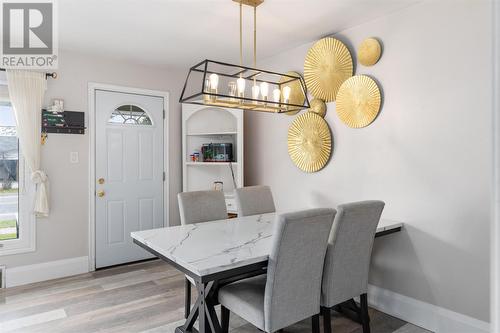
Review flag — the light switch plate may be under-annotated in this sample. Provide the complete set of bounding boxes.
[70,152,79,164]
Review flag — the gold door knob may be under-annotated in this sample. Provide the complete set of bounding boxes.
[98,178,105,184]
[97,190,105,197]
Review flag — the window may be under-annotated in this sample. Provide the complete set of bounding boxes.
[108,105,152,125]
[0,102,18,241]
[0,94,35,255]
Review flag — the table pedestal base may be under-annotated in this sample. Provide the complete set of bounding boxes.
[334,298,370,324]
[175,327,198,333]
[177,281,222,333]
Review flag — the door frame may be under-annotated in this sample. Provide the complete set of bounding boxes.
[493,0,499,329]
[87,82,170,271]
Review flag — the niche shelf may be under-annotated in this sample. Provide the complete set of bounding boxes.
[182,104,243,214]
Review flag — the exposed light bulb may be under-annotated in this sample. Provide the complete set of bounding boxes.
[252,84,260,101]
[260,82,269,99]
[237,77,246,97]
[204,79,211,102]
[209,73,219,90]
[273,88,281,104]
[283,86,291,103]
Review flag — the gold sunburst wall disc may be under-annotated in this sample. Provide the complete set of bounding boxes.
[288,112,332,173]
[304,37,353,102]
[336,75,381,128]
[358,38,382,66]
[279,71,306,116]
[308,98,327,117]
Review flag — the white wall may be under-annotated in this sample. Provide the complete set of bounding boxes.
[246,0,491,323]
[1,49,185,268]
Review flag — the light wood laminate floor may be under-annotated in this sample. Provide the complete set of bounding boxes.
[0,260,432,333]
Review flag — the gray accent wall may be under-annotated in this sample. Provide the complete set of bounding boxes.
[245,0,492,322]
[1,50,185,268]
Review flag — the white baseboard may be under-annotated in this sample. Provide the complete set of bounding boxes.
[5,256,89,288]
[368,284,490,333]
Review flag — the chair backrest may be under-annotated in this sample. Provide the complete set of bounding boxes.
[264,208,336,332]
[177,190,228,225]
[321,200,385,308]
[235,185,276,217]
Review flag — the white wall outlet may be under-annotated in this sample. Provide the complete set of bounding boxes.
[70,152,79,164]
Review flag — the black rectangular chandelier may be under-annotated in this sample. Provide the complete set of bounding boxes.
[179,59,310,114]
[179,0,310,114]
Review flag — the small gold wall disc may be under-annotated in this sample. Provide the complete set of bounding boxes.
[336,75,381,128]
[358,38,382,66]
[279,71,306,116]
[308,98,327,117]
[304,37,353,102]
[288,112,332,173]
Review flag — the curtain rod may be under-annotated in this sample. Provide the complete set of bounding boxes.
[0,68,57,79]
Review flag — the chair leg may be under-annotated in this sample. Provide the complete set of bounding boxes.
[312,314,320,333]
[322,306,332,333]
[221,305,230,333]
[184,278,191,319]
[360,293,371,333]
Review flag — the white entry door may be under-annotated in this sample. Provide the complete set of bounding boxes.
[95,89,165,268]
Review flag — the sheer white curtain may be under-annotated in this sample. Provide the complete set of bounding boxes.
[6,70,49,217]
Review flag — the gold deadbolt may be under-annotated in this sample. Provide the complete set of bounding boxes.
[97,190,105,197]
[98,178,105,184]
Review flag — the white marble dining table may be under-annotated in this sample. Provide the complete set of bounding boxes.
[131,212,403,333]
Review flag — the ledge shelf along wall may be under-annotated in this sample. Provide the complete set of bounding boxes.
[42,110,86,134]
[182,104,244,214]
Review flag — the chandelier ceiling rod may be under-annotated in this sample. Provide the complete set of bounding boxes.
[254,5,257,69]
[239,1,243,68]
[238,0,258,69]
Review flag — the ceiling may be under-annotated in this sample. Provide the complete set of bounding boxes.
[59,0,420,69]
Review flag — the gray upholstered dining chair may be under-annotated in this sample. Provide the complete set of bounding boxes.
[177,190,228,317]
[321,200,385,333]
[178,190,227,225]
[234,185,276,217]
[218,208,336,333]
